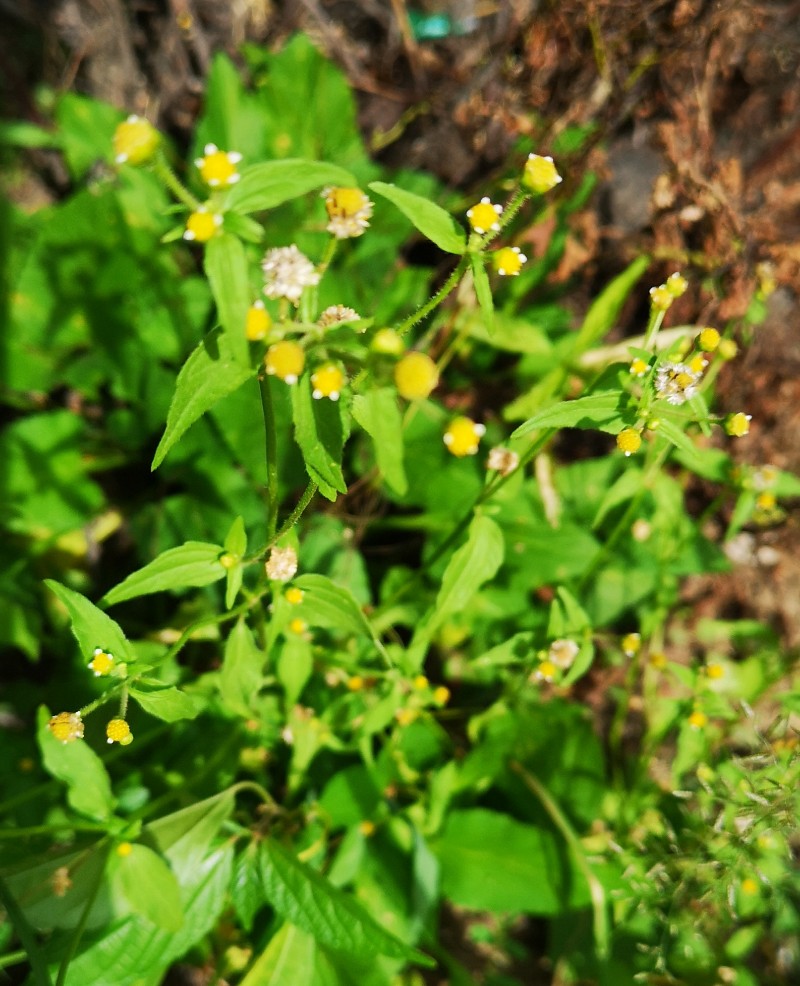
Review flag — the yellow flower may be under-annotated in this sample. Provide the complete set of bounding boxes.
[106,718,133,745]
[371,328,405,355]
[117,842,133,857]
[88,648,115,676]
[394,352,439,400]
[246,301,271,341]
[466,197,503,234]
[705,662,725,680]
[649,285,673,311]
[535,660,557,682]
[113,115,160,165]
[698,327,721,351]
[432,685,450,706]
[346,675,364,691]
[444,417,485,457]
[493,246,527,277]
[621,632,641,656]
[756,491,776,510]
[413,675,429,690]
[629,357,649,377]
[649,651,667,669]
[285,587,304,605]
[522,154,562,194]
[264,341,305,384]
[616,428,642,456]
[288,617,307,635]
[323,187,373,238]
[311,363,345,401]
[688,709,708,730]
[359,820,376,837]
[48,711,84,744]
[395,707,418,727]
[195,143,242,188]
[665,272,688,297]
[184,208,223,243]
[725,412,752,437]
[718,338,739,360]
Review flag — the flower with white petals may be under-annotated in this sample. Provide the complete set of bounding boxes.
[265,546,298,582]
[262,246,320,304]
[654,361,702,405]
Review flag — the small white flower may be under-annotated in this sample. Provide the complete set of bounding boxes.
[548,639,579,669]
[265,546,298,582]
[319,305,360,327]
[262,246,321,304]
[654,361,702,405]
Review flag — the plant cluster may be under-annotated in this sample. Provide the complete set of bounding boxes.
[1,35,798,986]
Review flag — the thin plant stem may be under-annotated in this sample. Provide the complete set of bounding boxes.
[395,257,468,337]
[151,151,200,211]
[0,950,29,971]
[267,480,318,551]
[0,876,53,986]
[510,761,610,960]
[259,374,280,538]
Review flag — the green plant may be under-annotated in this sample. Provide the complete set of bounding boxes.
[1,34,798,986]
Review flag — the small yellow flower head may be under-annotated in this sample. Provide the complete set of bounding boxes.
[705,662,725,680]
[740,876,760,897]
[395,707,418,727]
[184,207,223,243]
[311,363,345,401]
[688,709,708,730]
[113,115,160,166]
[195,143,242,188]
[359,820,376,837]
[288,617,307,635]
[371,328,405,356]
[265,546,298,582]
[264,341,305,384]
[51,866,72,897]
[116,842,133,858]
[106,718,133,745]
[649,285,673,312]
[433,685,450,706]
[621,632,641,657]
[323,186,373,238]
[649,651,667,669]
[88,648,115,676]
[688,354,708,375]
[493,246,527,277]
[285,586,304,605]
[629,357,649,377]
[548,638,579,669]
[718,338,739,361]
[413,675,429,691]
[246,301,271,341]
[753,465,778,490]
[698,327,721,352]
[725,412,752,437]
[48,711,84,744]
[523,153,563,194]
[394,352,439,400]
[756,491,776,511]
[319,305,361,328]
[655,361,702,405]
[665,272,688,297]
[346,675,364,692]
[486,446,520,477]
[467,197,503,234]
[616,428,642,456]
[444,417,486,457]
[535,660,557,683]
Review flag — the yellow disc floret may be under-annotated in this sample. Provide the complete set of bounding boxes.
[184,208,223,243]
[629,357,649,377]
[371,328,405,355]
[113,115,160,165]
[246,301,272,341]
[649,285,673,311]
[195,143,242,188]
[688,709,708,730]
[323,187,373,238]
[106,718,133,745]
[288,618,307,635]
[311,363,345,401]
[523,154,563,194]
[725,412,752,437]
[88,648,115,676]
[616,428,642,456]
[48,711,84,744]
[466,197,503,234]
[444,417,486,457]
[285,587,305,605]
[493,246,527,277]
[665,272,688,297]
[264,341,305,384]
[698,327,721,351]
[394,352,439,400]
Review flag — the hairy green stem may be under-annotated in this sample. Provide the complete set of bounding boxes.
[396,257,468,337]
[510,761,609,960]
[259,374,280,538]
[267,479,318,551]
[151,151,200,211]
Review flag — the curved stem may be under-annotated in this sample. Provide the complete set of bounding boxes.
[510,761,609,960]
[151,151,200,211]
[268,480,318,551]
[395,257,468,337]
[259,374,280,538]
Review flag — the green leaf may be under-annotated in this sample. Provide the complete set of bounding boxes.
[469,254,494,331]
[592,467,643,529]
[291,376,347,499]
[431,515,504,635]
[573,255,650,352]
[145,790,235,876]
[231,842,264,932]
[259,840,433,965]
[37,707,115,822]
[113,844,183,931]
[45,580,136,664]
[225,516,248,557]
[292,573,374,641]
[102,542,225,606]
[240,922,318,986]
[351,389,407,495]
[204,233,251,365]
[369,181,466,254]
[226,160,357,214]
[511,392,634,439]
[224,517,248,608]
[152,328,254,469]
[277,635,313,708]
[129,686,205,722]
[435,808,589,915]
[220,619,265,716]
[656,416,700,460]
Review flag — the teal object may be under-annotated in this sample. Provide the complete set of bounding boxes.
[408,11,453,39]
